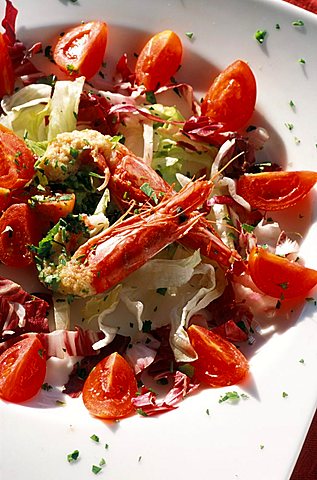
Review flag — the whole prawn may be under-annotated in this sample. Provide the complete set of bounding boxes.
[102,141,239,267]
[37,129,239,270]
[38,178,212,297]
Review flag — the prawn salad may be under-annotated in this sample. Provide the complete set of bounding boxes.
[0,0,317,419]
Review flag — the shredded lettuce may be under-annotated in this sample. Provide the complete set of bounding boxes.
[48,77,85,140]
[0,78,85,142]
[145,104,217,189]
[82,248,226,359]
[0,84,51,141]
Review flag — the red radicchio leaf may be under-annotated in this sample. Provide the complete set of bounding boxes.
[207,195,236,207]
[116,53,135,84]
[0,326,104,358]
[132,371,199,416]
[2,0,18,46]
[212,319,249,343]
[0,276,49,341]
[182,115,236,146]
[1,1,41,79]
[77,91,119,135]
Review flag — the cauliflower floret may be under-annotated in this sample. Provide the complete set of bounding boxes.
[37,129,113,182]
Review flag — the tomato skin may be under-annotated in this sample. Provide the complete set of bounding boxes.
[135,30,183,91]
[53,21,108,79]
[0,126,36,190]
[0,203,42,267]
[0,33,15,97]
[201,60,256,132]
[187,324,249,387]
[248,246,317,299]
[0,337,46,403]
[83,352,137,419]
[237,170,317,211]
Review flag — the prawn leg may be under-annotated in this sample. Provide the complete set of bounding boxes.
[40,179,212,297]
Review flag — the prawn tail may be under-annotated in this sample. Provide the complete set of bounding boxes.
[56,179,211,297]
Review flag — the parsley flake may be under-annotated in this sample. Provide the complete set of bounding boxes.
[185,32,194,39]
[299,358,305,364]
[90,434,100,443]
[92,465,102,474]
[292,20,304,27]
[254,30,267,44]
[67,450,79,463]
[140,182,158,204]
[136,408,148,417]
[219,391,240,403]
[282,391,288,398]
[145,91,157,104]
[242,223,255,233]
[142,320,152,333]
[41,382,53,391]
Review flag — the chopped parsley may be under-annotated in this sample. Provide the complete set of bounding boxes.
[282,391,288,398]
[92,465,102,474]
[90,434,100,443]
[292,20,304,27]
[242,223,255,233]
[289,99,295,109]
[41,382,53,391]
[219,391,249,403]
[156,287,167,296]
[136,408,148,417]
[145,91,157,104]
[298,58,306,64]
[142,320,152,333]
[185,32,194,39]
[285,122,294,131]
[140,182,158,204]
[299,358,305,364]
[67,64,78,74]
[254,30,267,44]
[178,363,195,378]
[67,450,79,463]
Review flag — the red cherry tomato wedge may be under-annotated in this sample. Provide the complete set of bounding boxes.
[135,30,183,91]
[248,246,317,299]
[0,125,36,190]
[30,193,76,225]
[0,203,42,267]
[0,336,46,403]
[53,21,108,79]
[201,59,256,132]
[83,352,137,419]
[187,324,249,387]
[237,170,317,211]
[0,33,15,98]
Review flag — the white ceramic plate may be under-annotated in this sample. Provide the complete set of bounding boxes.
[1,1,317,479]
